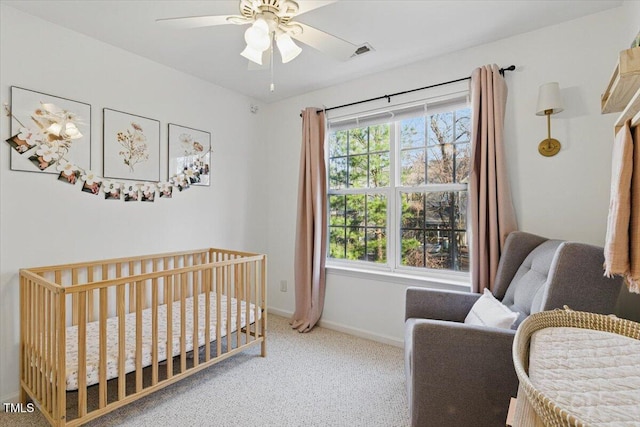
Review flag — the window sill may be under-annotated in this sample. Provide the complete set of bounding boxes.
[325,263,471,292]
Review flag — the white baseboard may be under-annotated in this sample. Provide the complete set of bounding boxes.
[1,392,20,404]
[266,307,403,348]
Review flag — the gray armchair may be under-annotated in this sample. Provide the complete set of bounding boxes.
[404,231,623,427]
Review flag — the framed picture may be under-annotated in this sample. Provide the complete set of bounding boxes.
[9,86,91,174]
[168,123,211,186]
[103,108,160,182]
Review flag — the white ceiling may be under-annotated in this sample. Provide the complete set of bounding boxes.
[3,0,623,103]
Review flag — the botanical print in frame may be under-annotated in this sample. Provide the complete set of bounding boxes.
[168,124,211,186]
[103,108,160,182]
[9,86,91,174]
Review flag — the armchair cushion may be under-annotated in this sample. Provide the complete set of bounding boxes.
[501,239,563,326]
[464,289,519,329]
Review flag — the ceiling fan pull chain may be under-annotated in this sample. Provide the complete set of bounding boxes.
[270,31,275,92]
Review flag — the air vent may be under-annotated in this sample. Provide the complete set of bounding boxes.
[352,43,374,58]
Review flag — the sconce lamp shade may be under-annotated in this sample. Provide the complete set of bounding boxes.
[536,82,564,116]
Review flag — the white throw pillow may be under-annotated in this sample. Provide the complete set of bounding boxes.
[464,289,519,329]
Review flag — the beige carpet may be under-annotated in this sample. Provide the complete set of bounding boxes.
[1,314,409,426]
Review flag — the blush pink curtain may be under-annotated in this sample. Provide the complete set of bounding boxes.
[469,64,518,293]
[291,108,327,332]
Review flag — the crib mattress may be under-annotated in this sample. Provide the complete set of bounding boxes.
[65,292,259,391]
[528,326,640,426]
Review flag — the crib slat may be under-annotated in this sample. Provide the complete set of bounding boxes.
[180,272,187,373]
[44,289,51,412]
[236,263,241,347]
[216,267,222,357]
[88,267,95,322]
[151,260,159,386]
[192,270,199,367]
[72,268,79,326]
[117,284,126,400]
[99,287,108,408]
[135,280,143,393]
[260,257,267,357]
[129,261,135,313]
[204,267,211,362]
[78,291,87,418]
[166,270,173,380]
[246,262,251,344]
[226,264,232,351]
[57,290,67,424]
[36,285,42,403]
[51,288,59,420]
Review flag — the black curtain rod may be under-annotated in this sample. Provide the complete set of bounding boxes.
[300,65,516,117]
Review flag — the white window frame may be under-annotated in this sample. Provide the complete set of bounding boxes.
[325,93,471,287]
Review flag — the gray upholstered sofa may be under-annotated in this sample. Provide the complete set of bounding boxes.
[404,231,623,427]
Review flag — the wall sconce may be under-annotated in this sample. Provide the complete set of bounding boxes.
[536,82,564,157]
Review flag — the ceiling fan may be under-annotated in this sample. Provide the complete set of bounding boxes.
[156,0,359,67]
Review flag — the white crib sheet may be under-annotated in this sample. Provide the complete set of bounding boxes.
[65,292,259,391]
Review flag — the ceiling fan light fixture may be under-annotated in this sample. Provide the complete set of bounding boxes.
[244,23,270,51]
[276,33,302,63]
[241,45,264,65]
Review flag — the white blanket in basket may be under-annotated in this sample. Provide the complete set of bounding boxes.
[529,326,640,426]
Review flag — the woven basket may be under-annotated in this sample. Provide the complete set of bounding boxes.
[512,308,640,427]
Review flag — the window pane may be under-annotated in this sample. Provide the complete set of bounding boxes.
[349,127,368,155]
[427,143,454,184]
[401,117,425,149]
[401,230,424,267]
[425,230,452,269]
[369,124,390,152]
[455,191,467,230]
[366,228,386,263]
[401,192,424,229]
[329,195,346,226]
[329,130,348,157]
[455,108,471,143]
[369,153,390,187]
[329,227,346,259]
[346,195,365,227]
[367,194,386,227]
[428,112,454,146]
[425,192,453,229]
[329,157,347,189]
[348,155,368,188]
[456,231,469,272]
[455,142,470,184]
[401,148,425,186]
[347,227,366,260]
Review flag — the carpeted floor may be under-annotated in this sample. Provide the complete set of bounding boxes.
[1,314,409,426]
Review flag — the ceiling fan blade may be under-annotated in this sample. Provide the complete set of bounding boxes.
[155,15,246,29]
[295,1,337,16]
[291,23,358,61]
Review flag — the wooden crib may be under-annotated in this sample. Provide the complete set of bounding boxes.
[19,248,267,427]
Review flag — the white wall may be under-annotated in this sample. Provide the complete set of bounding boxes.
[264,3,640,345]
[0,5,268,401]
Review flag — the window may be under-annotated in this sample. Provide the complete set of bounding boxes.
[327,97,470,277]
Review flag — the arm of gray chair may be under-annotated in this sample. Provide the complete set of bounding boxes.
[405,287,480,322]
[542,242,623,314]
[406,319,518,426]
[492,231,549,300]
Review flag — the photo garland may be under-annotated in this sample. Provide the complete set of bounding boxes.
[4,87,211,202]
